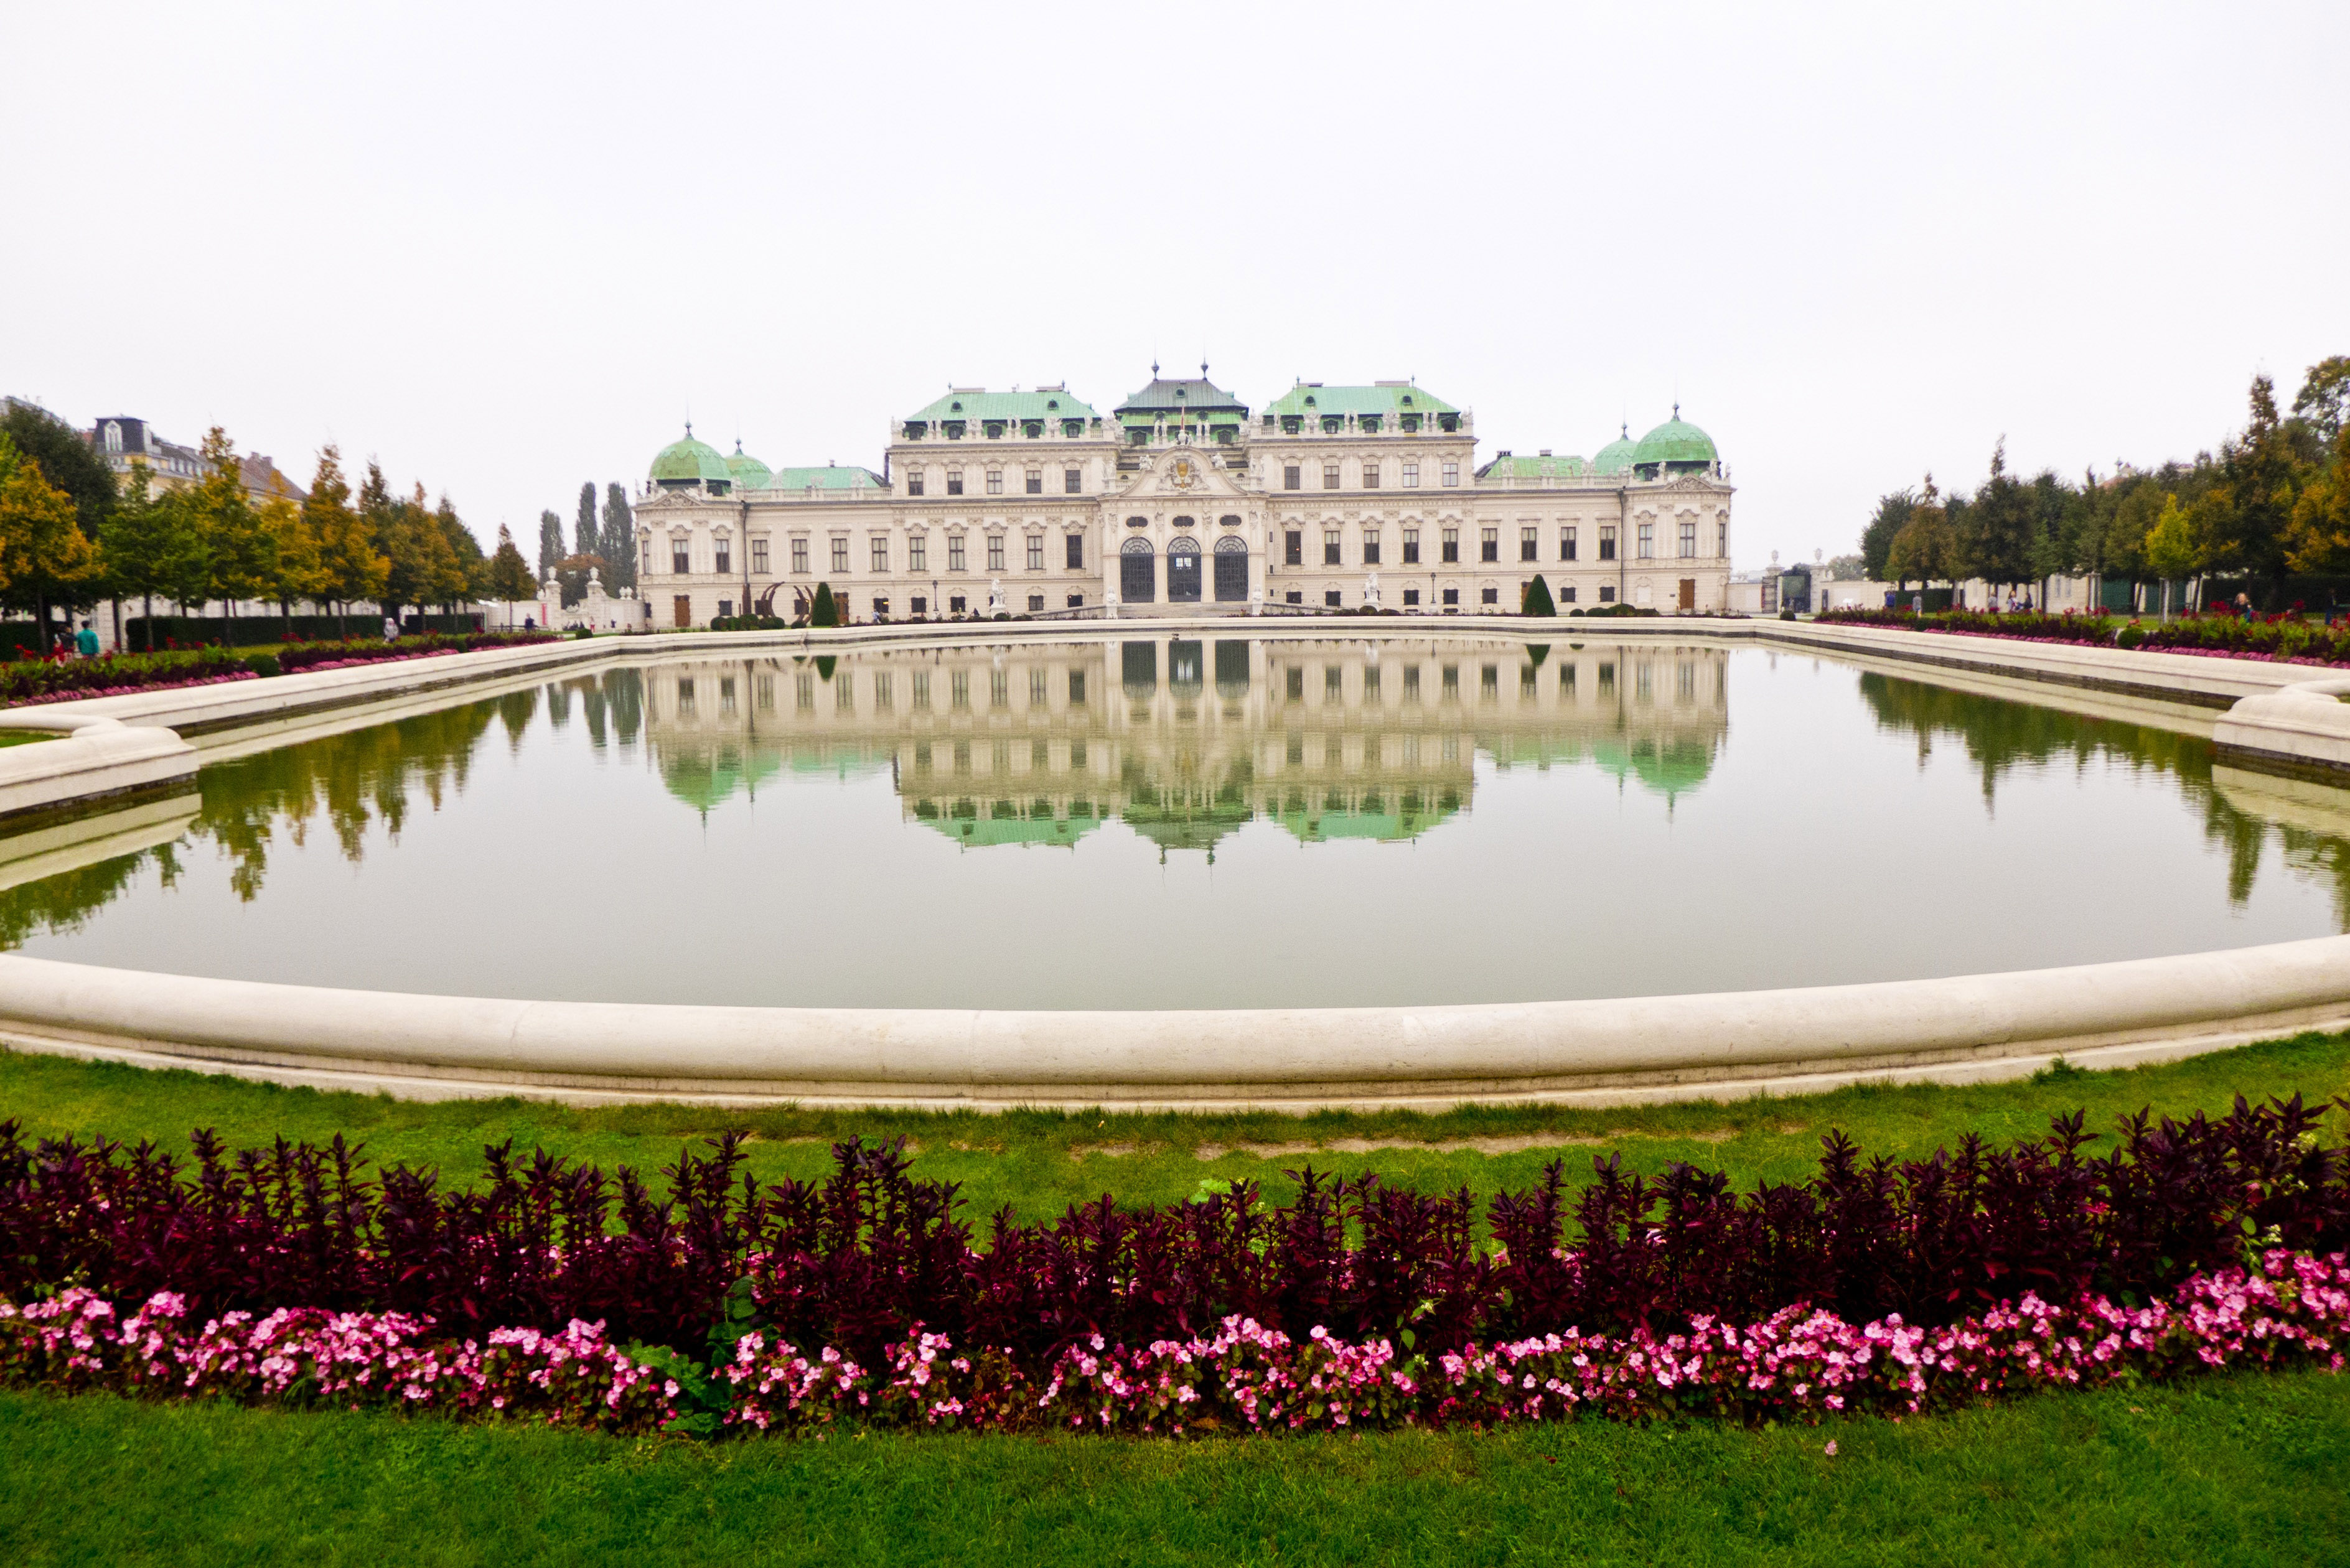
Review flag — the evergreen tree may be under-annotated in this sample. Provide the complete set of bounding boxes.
[1956,439,2035,591]
[2204,375,2297,580]
[187,428,274,644]
[436,495,487,608]
[1859,489,1916,581]
[486,524,536,601]
[602,483,634,589]
[808,581,839,627]
[537,510,563,577]
[1521,573,1557,615]
[574,482,600,566]
[98,459,181,648]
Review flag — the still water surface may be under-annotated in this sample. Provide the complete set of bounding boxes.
[7,636,2348,1008]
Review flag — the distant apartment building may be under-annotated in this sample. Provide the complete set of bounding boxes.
[86,414,308,504]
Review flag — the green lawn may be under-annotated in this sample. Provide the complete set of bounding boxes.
[6,1030,2348,1221]
[5,1037,2348,1565]
[2,1373,2344,1567]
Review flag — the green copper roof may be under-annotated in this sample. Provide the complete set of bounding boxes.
[765,464,886,492]
[1593,737,1715,801]
[1631,413,1718,468]
[1480,453,1588,481]
[906,388,1100,423]
[724,442,772,490]
[1263,382,1458,418]
[909,800,1101,849]
[657,743,784,813]
[650,427,732,486]
[1591,425,1638,475]
[1116,375,1249,418]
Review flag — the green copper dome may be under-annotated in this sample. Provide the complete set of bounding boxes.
[1591,424,1639,476]
[1631,410,1719,475]
[649,426,733,490]
[724,441,772,491]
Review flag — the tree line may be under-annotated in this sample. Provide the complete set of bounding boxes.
[1858,356,2350,602]
[0,402,619,649]
[537,482,637,606]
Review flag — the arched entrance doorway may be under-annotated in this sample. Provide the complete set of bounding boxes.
[1212,534,1248,602]
[1120,536,1156,602]
[1167,536,1202,603]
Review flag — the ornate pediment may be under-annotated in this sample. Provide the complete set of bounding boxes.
[1110,449,1257,503]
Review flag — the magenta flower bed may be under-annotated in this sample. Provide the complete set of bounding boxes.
[1817,605,2350,665]
[5,1252,2343,1436]
[0,671,259,710]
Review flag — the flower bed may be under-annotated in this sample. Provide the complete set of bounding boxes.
[0,632,558,711]
[1815,606,2350,665]
[4,1252,2342,1437]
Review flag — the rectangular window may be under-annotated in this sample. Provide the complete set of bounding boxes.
[1065,533,1084,569]
[912,672,932,709]
[948,594,966,613]
[871,538,889,572]
[1027,593,1044,612]
[1441,526,1459,564]
[1718,520,1728,555]
[1481,587,1499,605]
[714,543,731,574]
[1284,464,1301,491]
[791,538,808,574]
[796,673,815,711]
[1322,463,1341,490]
[1361,460,1380,490]
[1361,528,1381,566]
[1025,470,1042,495]
[757,674,775,710]
[1026,536,1044,571]
[1325,665,1343,702]
[1065,467,1082,494]
[836,673,854,712]
[1363,666,1380,699]
[1286,667,1303,702]
[1442,663,1460,699]
[1029,669,1049,707]
[987,536,1005,572]
[1441,587,1459,607]
[1285,590,1303,604]
[1285,530,1303,566]
[874,673,892,710]
[1638,522,1655,559]
[985,470,1003,495]
[1561,585,1578,603]
[1599,585,1616,603]
[911,596,927,615]
[908,535,926,572]
[1324,589,1342,607]
[948,536,966,572]
[1680,520,1698,558]
[1403,665,1421,699]
[831,538,850,573]
[1069,670,1086,704]
[715,600,731,621]
[1323,529,1342,566]
[672,545,690,575]
[752,538,769,574]
[1481,664,1499,698]
[1599,525,1617,561]
[1481,526,1499,563]
[1560,526,1577,561]
[643,545,653,578]
[907,473,924,497]
[951,671,970,709]
[1402,527,1420,564]
[1402,587,1420,606]
[871,596,889,620]
[1520,526,1538,562]
[1402,461,1419,488]
[1442,460,1459,487]
[947,470,964,495]
[989,670,1008,709]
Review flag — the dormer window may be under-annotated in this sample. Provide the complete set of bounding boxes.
[949,401,963,413]
[103,421,122,453]
[983,419,1006,439]
[1401,395,1413,406]
[1046,399,1059,410]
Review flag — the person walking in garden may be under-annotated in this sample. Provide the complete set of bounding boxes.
[2234,592,2254,622]
[73,620,99,659]
[383,614,400,643]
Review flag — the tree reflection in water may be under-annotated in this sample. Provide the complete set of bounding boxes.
[1856,671,2350,922]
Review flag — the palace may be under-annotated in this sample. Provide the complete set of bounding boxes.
[632,371,1731,626]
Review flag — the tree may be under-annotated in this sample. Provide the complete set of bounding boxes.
[1859,488,1916,581]
[574,482,601,567]
[2142,494,2203,618]
[98,459,186,648]
[436,495,487,609]
[1955,439,2035,592]
[602,483,635,589]
[2291,355,2349,446]
[1884,477,1954,589]
[808,581,839,628]
[259,482,320,637]
[486,524,536,602]
[185,427,274,644]
[1822,553,1866,580]
[0,401,115,540]
[1521,573,1556,615]
[2202,374,2297,581]
[306,445,386,637]
[537,510,563,577]
[2284,423,2350,574]
[0,457,97,649]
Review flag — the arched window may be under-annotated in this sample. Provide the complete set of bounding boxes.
[1166,536,1202,604]
[1120,534,1156,602]
[1212,534,1248,602]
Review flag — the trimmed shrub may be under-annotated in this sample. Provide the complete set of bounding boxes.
[808,584,841,628]
[1522,575,1557,617]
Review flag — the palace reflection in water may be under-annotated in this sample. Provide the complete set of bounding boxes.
[636,637,1727,856]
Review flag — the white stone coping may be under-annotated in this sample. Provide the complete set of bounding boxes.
[2212,676,2350,773]
[2,933,2348,1111]
[2,618,2349,1111]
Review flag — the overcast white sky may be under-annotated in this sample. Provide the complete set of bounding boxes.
[5,1,2346,567]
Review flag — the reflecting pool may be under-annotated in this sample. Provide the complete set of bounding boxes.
[6,635,2349,1009]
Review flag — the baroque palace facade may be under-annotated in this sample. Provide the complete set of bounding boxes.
[632,370,1731,627]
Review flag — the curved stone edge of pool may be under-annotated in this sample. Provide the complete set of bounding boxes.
[1,937,2346,1111]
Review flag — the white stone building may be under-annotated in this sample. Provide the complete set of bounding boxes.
[629,371,1733,628]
